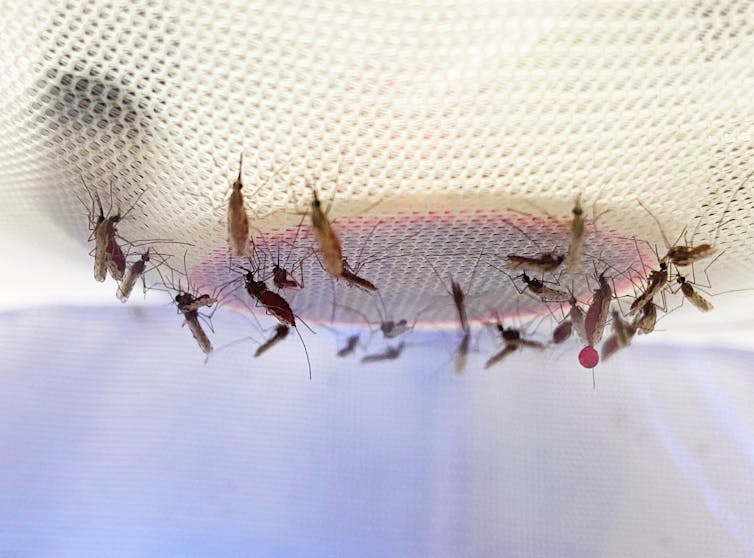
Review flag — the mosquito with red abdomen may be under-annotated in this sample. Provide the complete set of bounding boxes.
[77,176,147,283]
[549,287,588,346]
[600,310,637,362]
[237,261,312,379]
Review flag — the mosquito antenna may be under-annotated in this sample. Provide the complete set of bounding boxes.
[293,325,312,380]
[706,169,754,245]
[118,187,148,222]
[637,199,671,250]
[500,214,545,253]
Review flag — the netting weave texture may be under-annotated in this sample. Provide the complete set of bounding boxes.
[1,0,753,323]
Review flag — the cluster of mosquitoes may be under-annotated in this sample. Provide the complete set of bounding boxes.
[80,156,750,384]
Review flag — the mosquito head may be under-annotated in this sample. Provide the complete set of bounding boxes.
[235,153,244,189]
[381,321,395,335]
[572,195,583,216]
[502,327,520,342]
[311,187,321,208]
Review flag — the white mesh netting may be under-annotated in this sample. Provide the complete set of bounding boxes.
[1,0,753,333]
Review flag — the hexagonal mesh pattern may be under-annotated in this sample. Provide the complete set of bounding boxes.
[1,0,753,328]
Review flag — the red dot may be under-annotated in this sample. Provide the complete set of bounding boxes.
[579,346,599,369]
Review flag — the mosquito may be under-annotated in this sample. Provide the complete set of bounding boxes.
[565,195,586,275]
[337,334,361,357]
[309,185,344,278]
[340,259,378,292]
[519,272,570,303]
[584,272,613,347]
[374,292,427,340]
[361,342,405,364]
[632,301,657,334]
[174,291,214,355]
[501,214,565,273]
[565,191,610,275]
[116,250,152,302]
[270,216,308,290]
[426,252,483,374]
[254,324,290,357]
[601,310,637,362]
[485,321,545,369]
[552,320,573,344]
[549,289,586,345]
[227,153,250,257]
[638,171,752,268]
[78,177,144,282]
[240,265,312,379]
[334,219,400,294]
[628,262,669,315]
[675,274,714,312]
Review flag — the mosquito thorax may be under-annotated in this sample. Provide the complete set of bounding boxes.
[502,328,520,342]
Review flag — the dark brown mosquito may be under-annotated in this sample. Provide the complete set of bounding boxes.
[174,291,214,355]
[337,334,361,357]
[629,262,669,316]
[361,341,405,364]
[501,214,565,273]
[254,324,290,357]
[485,321,545,369]
[632,301,657,334]
[240,264,312,379]
[675,274,714,312]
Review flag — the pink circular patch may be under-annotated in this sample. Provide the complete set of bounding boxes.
[578,346,599,369]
